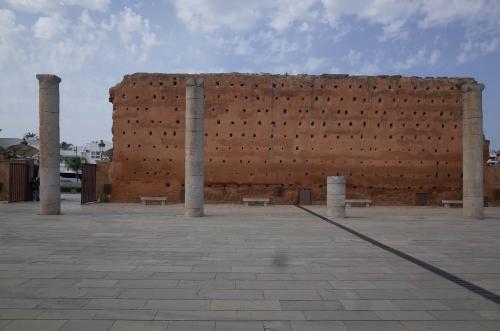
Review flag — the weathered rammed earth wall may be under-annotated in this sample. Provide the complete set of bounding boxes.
[96,160,111,202]
[486,165,500,206]
[109,73,480,205]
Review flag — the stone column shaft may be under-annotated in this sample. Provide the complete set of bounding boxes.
[37,74,61,215]
[185,78,204,217]
[462,83,485,219]
[327,176,346,218]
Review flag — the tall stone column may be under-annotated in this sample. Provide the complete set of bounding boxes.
[327,176,346,218]
[37,74,61,215]
[185,78,204,217]
[462,83,485,219]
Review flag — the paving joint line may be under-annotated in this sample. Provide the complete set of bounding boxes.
[296,205,500,305]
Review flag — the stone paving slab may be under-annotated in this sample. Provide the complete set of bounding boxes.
[0,197,499,330]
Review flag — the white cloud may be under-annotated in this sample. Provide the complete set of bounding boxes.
[263,57,327,75]
[32,14,68,39]
[379,20,408,41]
[321,0,418,26]
[429,50,441,65]
[393,48,441,71]
[320,0,499,38]
[112,7,159,63]
[255,30,302,63]
[209,36,255,56]
[393,49,426,71]
[233,38,253,56]
[320,0,418,40]
[457,38,499,64]
[6,0,59,13]
[212,30,305,65]
[32,10,108,72]
[2,6,160,73]
[418,0,489,28]
[299,22,313,32]
[268,0,316,31]
[64,0,110,12]
[344,49,362,65]
[329,66,341,73]
[330,23,352,43]
[174,0,318,33]
[173,0,500,45]
[6,0,110,13]
[356,62,380,75]
[0,9,25,66]
[304,57,327,72]
[208,27,312,65]
[174,0,265,33]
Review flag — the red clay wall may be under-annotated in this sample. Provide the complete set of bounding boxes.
[109,73,476,205]
[486,165,500,207]
[96,160,111,202]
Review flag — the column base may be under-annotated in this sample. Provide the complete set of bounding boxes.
[463,196,483,219]
[40,204,61,215]
[327,206,345,219]
[185,208,204,217]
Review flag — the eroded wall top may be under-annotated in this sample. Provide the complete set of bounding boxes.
[109,73,475,204]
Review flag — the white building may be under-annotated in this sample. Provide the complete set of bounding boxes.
[82,140,113,163]
[60,140,112,177]
[487,151,500,166]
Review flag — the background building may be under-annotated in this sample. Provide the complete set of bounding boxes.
[60,140,112,180]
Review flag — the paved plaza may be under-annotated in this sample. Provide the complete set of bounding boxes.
[0,196,499,330]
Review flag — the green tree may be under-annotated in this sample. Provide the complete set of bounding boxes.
[64,157,82,182]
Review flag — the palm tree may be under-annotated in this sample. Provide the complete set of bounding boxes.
[24,132,38,139]
[60,141,73,150]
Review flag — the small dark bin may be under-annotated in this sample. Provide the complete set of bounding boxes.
[415,192,429,206]
[299,188,312,205]
[103,184,112,195]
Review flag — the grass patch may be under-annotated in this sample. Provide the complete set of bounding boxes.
[61,186,81,194]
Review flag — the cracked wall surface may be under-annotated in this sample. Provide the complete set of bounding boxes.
[108,73,476,205]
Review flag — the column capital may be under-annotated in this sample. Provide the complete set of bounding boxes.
[186,78,204,87]
[462,82,484,93]
[327,176,346,184]
[36,74,61,87]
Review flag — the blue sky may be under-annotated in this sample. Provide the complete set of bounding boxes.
[1,0,499,149]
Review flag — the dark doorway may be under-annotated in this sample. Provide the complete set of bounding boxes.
[8,162,31,202]
[81,163,96,204]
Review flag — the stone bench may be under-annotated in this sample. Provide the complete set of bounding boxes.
[140,197,167,205]
[243,197,270,207]
[346,199,372,207]
[442,200,463,208]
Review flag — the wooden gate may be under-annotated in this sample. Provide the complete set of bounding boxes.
[81,163,96,204]
[9,162,31,202]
